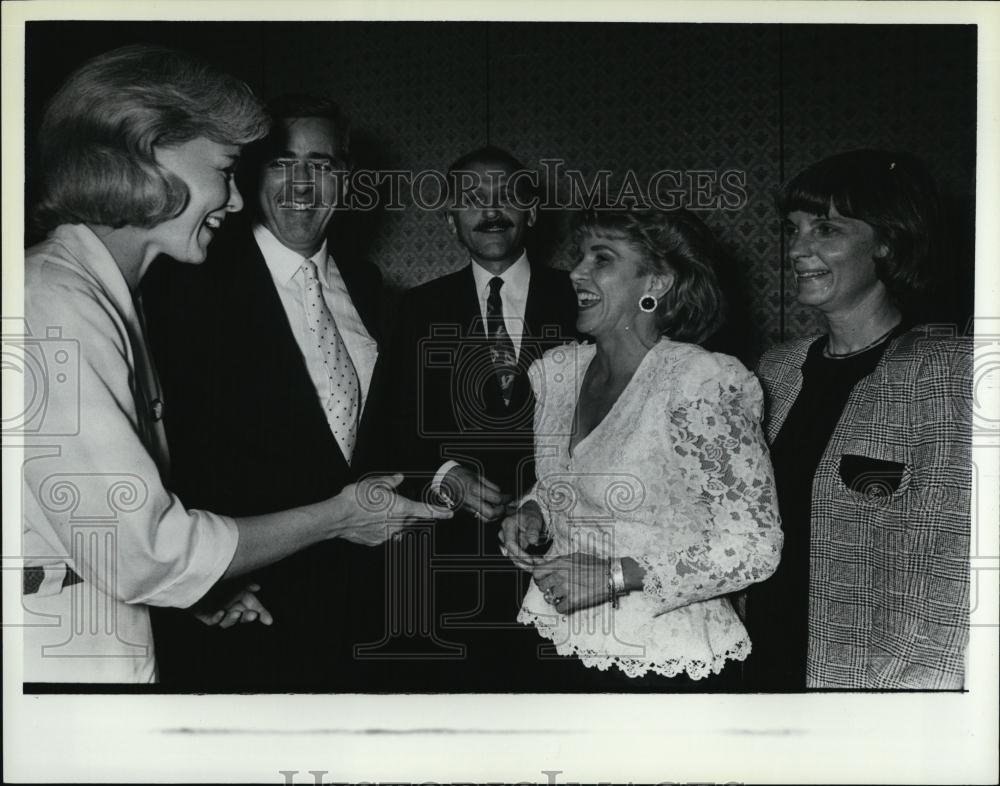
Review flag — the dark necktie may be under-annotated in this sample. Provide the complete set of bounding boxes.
[486,276,517,406]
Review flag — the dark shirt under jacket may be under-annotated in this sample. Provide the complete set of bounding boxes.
[141,219,384,691]
[355,262,582,692]
[743,331,896,691]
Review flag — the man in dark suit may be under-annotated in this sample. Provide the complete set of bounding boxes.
[358,146,580,691]
[143,95,386,690]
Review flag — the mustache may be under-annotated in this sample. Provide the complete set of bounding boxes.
[474,217,514,232]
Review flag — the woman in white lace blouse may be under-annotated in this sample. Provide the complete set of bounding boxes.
[500,207,783,688]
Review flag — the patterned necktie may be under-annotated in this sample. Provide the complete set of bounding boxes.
[300,256,360,460]
[486,276,517,406]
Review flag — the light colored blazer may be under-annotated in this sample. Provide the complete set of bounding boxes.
[757,325,972,689]
[21,224,237,683]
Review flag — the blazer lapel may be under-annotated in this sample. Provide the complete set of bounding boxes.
[457,265,487,337]
[335,255,380,345]
[763,343,810,442]
[131,295,171,476]
[232,235,351,470]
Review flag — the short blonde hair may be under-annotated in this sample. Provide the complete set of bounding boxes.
[34,44,270,232]
[572,207,726,344]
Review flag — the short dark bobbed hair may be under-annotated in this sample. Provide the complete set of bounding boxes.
[572,208,725,344]
[777,149,942,303]
[34,44,270,233]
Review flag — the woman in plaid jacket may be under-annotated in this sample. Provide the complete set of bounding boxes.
[743,150,972,690]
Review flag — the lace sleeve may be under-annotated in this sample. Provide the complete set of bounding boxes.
[634,368,783,613]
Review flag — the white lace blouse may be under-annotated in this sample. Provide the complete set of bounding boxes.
[517,339,783,679]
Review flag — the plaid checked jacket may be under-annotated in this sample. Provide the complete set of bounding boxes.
[757,325,971,689]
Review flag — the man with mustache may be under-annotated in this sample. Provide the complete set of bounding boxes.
[142,95,386,689]
[359,146,579,690]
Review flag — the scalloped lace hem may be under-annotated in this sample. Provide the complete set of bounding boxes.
[518,608,751,680]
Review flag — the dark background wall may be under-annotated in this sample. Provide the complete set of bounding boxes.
[25,21,976,361]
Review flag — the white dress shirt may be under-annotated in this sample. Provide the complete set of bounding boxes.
[470,251,531,359]
[254,225,380,422]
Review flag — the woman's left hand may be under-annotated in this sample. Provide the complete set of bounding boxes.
[192,583,274,628]
[531,553,609,615]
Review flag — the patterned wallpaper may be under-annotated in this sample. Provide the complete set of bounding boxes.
[25,22,977,360]
[780,24,977,340]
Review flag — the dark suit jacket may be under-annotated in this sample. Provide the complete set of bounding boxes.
[141,220,383,690]
[360,262,578,498]
[355,261,580,690]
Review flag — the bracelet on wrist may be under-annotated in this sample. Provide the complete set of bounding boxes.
[611,558,627,597]
[607,558,627,609]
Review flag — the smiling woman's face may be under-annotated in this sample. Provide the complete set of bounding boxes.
[150,137,243,264]
[784,204,888,315]
[569,231,657,338]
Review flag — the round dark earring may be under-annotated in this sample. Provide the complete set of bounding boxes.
[639,294,658,313]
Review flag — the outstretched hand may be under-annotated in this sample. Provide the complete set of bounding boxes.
[439,465,511,522]
[337,473,454,547]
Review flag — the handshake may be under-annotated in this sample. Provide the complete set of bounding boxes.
[434,465,552,561]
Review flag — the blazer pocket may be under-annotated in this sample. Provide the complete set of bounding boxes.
[838,454,905,500]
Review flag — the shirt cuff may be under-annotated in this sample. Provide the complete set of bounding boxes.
[432,460,462,507]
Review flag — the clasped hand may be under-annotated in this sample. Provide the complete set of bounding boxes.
[530,553,611,615]
[192,582,273,628]
[499,499,548,556]
[499,503,609,615]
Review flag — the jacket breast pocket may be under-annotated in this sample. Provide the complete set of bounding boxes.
[838,454,907,502]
